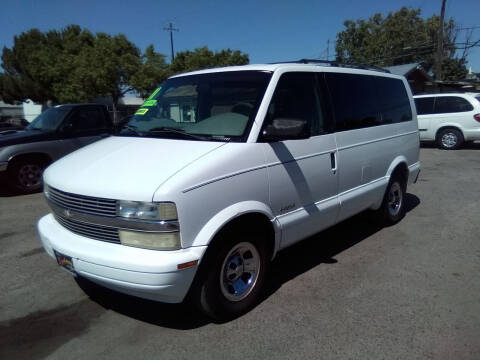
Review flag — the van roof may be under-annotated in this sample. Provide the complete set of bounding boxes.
[171,60,397,79]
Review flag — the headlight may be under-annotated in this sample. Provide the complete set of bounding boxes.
[119,230,181,250]
[117,201,178,221]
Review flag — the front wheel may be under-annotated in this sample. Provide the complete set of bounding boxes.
[193,233,268,320]
[7,158,47,193]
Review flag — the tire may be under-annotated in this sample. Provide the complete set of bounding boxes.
[192,230,268,320]
[377,175,406,225]
[7,158,47,193]
[436,128,464,150]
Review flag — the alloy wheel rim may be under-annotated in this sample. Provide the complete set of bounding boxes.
[388,182,403,217]
[220,242,260,302]
[441,132,457,148]
[17,164,42,188]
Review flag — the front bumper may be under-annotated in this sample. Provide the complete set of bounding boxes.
[37,214,207,303]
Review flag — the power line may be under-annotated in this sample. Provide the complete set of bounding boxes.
[163,22,179,62]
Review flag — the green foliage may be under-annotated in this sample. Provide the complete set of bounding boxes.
[0,26,249,105]
[169,47,249,75]
[441,58,468,81]
[335,7,466,80]
[130,45,169,98]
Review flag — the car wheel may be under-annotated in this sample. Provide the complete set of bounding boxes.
[378,175,406,225]
[436,128,464,150]
[193,232,268,320]
[8,159,47,193]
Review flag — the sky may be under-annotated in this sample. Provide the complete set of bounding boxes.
[1,0,479,71]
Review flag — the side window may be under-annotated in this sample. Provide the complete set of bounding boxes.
[414,98,435,115]
[266,72,327,136]
[375,77,412,123]
[69,108,106,132]
[434,96,474,113]
[325,73,380,131]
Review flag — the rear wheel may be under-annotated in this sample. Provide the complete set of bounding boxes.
[436,128,464,150]
[377,175,406,225]
[193,231,268,320]
[8,158,47,193]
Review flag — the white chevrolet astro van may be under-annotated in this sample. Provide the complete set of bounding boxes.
[38,61,421,319]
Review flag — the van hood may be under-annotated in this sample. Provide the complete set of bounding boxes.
[44,136,227,201]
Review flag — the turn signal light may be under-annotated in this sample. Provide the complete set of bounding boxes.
[474,114,480,123]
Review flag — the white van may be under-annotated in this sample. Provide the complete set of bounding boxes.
[38,61,420,319]
[414,93,480,149]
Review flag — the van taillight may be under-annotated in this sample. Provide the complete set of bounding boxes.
[474,114,480,123]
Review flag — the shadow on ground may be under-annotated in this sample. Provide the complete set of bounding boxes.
[76,193,420,329]
[421,141,480,150]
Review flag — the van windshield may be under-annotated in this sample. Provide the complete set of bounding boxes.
[120,71,272,141]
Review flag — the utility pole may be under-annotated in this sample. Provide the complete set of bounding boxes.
[164,22,179,62]
[435,0,447,81]
[327,39,330,60]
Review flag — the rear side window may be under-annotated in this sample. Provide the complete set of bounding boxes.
[325,73,379,131]
[434,96,473,113]
[415,97,435,115]
[375,77,412,123]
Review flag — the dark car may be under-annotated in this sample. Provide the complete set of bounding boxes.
[0,104,113,193]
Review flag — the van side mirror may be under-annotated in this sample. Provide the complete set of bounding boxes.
[261,118,310,141]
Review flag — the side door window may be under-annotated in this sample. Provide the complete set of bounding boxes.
[414,98,435,115]
[67,107,107,136]
[264,72,324,136]
[325,73,380,131]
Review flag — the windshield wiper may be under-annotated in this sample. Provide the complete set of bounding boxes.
[122,124,142,136]
[147,127,211,141]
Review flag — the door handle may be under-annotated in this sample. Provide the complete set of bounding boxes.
[330,152,337,174]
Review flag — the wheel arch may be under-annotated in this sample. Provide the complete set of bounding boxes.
[435,125,465,141]
[191,201,280,261]
[7,152,53,169]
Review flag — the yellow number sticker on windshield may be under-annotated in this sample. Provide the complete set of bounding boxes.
[135,108,149,115]
[142,99,157,107]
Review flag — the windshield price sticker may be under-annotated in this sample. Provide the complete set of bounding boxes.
[135,108,149,115]
[147,87,161,100]
[142,99,157,107]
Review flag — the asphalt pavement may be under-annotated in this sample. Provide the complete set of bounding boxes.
[1,144,479,360]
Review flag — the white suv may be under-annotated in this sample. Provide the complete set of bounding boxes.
[414,93,480,149]
[38,61,420,319]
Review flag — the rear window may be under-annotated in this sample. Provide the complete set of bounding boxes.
[434,96,473,113]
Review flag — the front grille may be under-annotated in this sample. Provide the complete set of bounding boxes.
[47,186,117,217]
[54,215,120,243]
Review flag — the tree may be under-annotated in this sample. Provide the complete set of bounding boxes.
[169,47,249,75]
[130,45,169,98]
[75,32,142,121]
[1,25,95,104]
[335,7,468,81]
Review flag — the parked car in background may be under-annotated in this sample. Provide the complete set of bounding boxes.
[0,104,113,193]
[38,61,420,320]
[414,93,480,149]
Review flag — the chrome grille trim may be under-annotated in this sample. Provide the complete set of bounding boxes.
[54,215,120,243]
[47,186,117,217]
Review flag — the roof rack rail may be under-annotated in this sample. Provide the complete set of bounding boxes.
[269,59,390,73]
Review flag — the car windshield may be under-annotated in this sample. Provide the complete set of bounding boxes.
[119,70,272,142]
[27,107,70,131]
